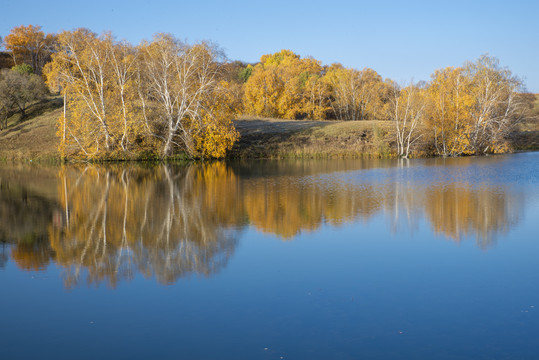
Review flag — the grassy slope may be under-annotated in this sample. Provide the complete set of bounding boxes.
[231,118,395,159]
[513,95,539,150]
[0,97,62,162]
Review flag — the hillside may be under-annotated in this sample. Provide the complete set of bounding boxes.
[512,94,539,150]
[230,118,395,158]
[0,97,61,161]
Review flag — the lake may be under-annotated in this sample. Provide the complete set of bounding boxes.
[1,152,538,359]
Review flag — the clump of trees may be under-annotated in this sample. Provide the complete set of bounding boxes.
[241,50,390,121]
[44,30,238,160]
[387,55,528,157]
[242,49,328,119]
[426,56,526,156]
[3,24,56,75]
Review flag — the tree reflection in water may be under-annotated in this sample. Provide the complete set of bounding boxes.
[48,163,241,288]
[0,158,527,287]
[0,243,8,269]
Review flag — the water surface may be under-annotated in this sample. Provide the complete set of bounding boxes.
[1,153,538,359]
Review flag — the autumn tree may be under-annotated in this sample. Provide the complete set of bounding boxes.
[303,71,331,120]
[44,29,239,160]
[4,25,57,74]
[463,55,526,153]
[427,66,475,156]
[426,56,526,156]
[105,35,141,152]
[243,50,327,119]
[388,81,427,158]
[137,34,238,158]
[44,29,118,157]
[219,61,252,115]
[323,64,386,120]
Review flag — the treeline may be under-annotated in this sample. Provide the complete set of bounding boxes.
[1,25,535,159]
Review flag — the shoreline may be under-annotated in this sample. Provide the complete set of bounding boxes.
[0,100,537,163]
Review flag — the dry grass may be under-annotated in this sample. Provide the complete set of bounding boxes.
[232,118,396,159]
[0,97,62,162]
[512,94,539,150]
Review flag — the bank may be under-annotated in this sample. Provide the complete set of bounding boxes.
[0,98,537,162]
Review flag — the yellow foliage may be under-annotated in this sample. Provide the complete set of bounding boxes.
[323,65,387,120]
[4,24,56,74]
[243,50,327,119]
[43,30,239,160]
[427,67,475,156]
[425,56,523,156]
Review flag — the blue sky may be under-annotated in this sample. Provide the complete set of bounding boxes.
[1,0,538,91]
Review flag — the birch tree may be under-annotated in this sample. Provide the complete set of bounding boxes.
[427,67,474,156]
[464,55,526,153]
[137,34,237,158]
[47,29,115,156]
[426,56,527,156]
[105,35,140,152]
[323,65,386,120]
[389,81,426,158]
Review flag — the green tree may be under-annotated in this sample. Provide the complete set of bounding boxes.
[0,68,47,129]
[238,64,253,83]
[12,63,33,75]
